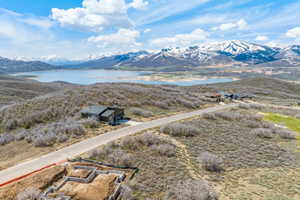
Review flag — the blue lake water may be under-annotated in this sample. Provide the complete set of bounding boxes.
[13,69,234,86]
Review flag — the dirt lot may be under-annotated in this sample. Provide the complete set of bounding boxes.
[0,161,134,200]
[59,173,117,200]
[0,165,66,200]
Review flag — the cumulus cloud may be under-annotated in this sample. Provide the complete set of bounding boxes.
[88,29,141,48]
[150,28,209,48]
[52,0,148,32]
[286,27,300,41]
[255,35,269,41]
[213,19,248,31]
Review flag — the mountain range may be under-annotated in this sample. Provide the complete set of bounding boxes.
[0,57,60,74]
[68,40,300,70]
[1,40,300,73]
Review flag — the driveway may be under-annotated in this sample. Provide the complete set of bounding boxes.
[0,103,236,185]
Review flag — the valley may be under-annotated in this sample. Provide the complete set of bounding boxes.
[0,75,300,200]
[3,40,300,85]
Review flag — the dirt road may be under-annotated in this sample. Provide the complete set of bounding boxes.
[0,104,236,185]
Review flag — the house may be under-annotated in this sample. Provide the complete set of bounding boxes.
[205,93,223,103]
[224,93,254,100]
[81,105,125,125]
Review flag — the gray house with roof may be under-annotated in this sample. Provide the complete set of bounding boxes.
[80,105,125,125]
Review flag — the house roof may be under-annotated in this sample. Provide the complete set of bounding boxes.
[101,109,115,118]
[80,106,108,115]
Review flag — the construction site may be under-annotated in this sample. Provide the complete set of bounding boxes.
[0,159,138,200]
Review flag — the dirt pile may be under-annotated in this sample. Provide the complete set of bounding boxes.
[60,174,117,200]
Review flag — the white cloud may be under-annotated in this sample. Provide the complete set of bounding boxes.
[82,0,127,14]
[0,8,92,60]
[150,28,209,48]
[128,0,149,10]
[0,8,53,30]
[286,27,300,41]
[255,35,269,41]
[213,19,248,31]
[88,28,141,48]
[52,0,148,32]
[144,28,151,33]
[218,23,236,31]
[0,21,18,39]
[186,15,228,25]
[0,9,53,43]
[22,17,53,29]
[136,0,211,25]
[266,41,278,47]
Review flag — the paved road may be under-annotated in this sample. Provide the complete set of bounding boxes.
[0,104,236,185]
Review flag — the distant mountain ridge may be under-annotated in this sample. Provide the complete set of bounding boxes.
[0,41,300,73]
[0,57,60,73]
[66,51,150,69]
[69,40,300,69]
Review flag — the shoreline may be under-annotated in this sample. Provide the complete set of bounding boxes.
[132,72,238,83]
[10,70,238,85]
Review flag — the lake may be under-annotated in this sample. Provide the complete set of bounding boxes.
[13,69,235,86]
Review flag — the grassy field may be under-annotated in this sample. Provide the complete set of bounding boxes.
[263,113,300,133]
[264,113,300,146]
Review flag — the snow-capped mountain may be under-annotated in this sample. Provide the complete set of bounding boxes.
[72,40,290,69]
[21,55,87,66]
[1,41,299,73]
[278,45,300,62]
[38,56,84,66]
[67,51,151,69]
[199,40,270,54]
[195,40,279,64]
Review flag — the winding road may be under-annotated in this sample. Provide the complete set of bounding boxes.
[0,104,236,185]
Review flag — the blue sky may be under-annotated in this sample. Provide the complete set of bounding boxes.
[0,0,300,60]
